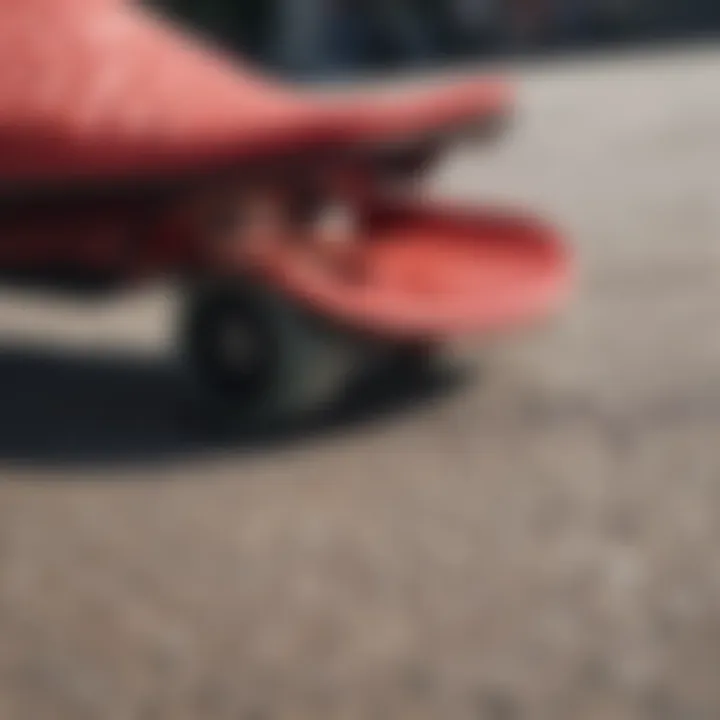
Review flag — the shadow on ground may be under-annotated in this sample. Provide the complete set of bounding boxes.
[0,344,466,470]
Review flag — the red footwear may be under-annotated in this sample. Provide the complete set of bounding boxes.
[0,0,513,186]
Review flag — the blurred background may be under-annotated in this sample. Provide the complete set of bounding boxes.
[150,0,720,76]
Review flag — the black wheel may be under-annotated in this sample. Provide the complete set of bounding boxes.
[386,341,442,381]
[179,281,357,425]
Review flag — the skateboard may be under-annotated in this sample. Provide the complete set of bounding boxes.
[0,0,572,421]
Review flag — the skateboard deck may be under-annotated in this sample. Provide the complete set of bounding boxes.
[263,203,571,339]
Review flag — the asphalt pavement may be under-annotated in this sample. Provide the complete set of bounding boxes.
[1,44,720,720]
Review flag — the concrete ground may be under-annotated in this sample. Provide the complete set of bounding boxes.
[1,44,720,720]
